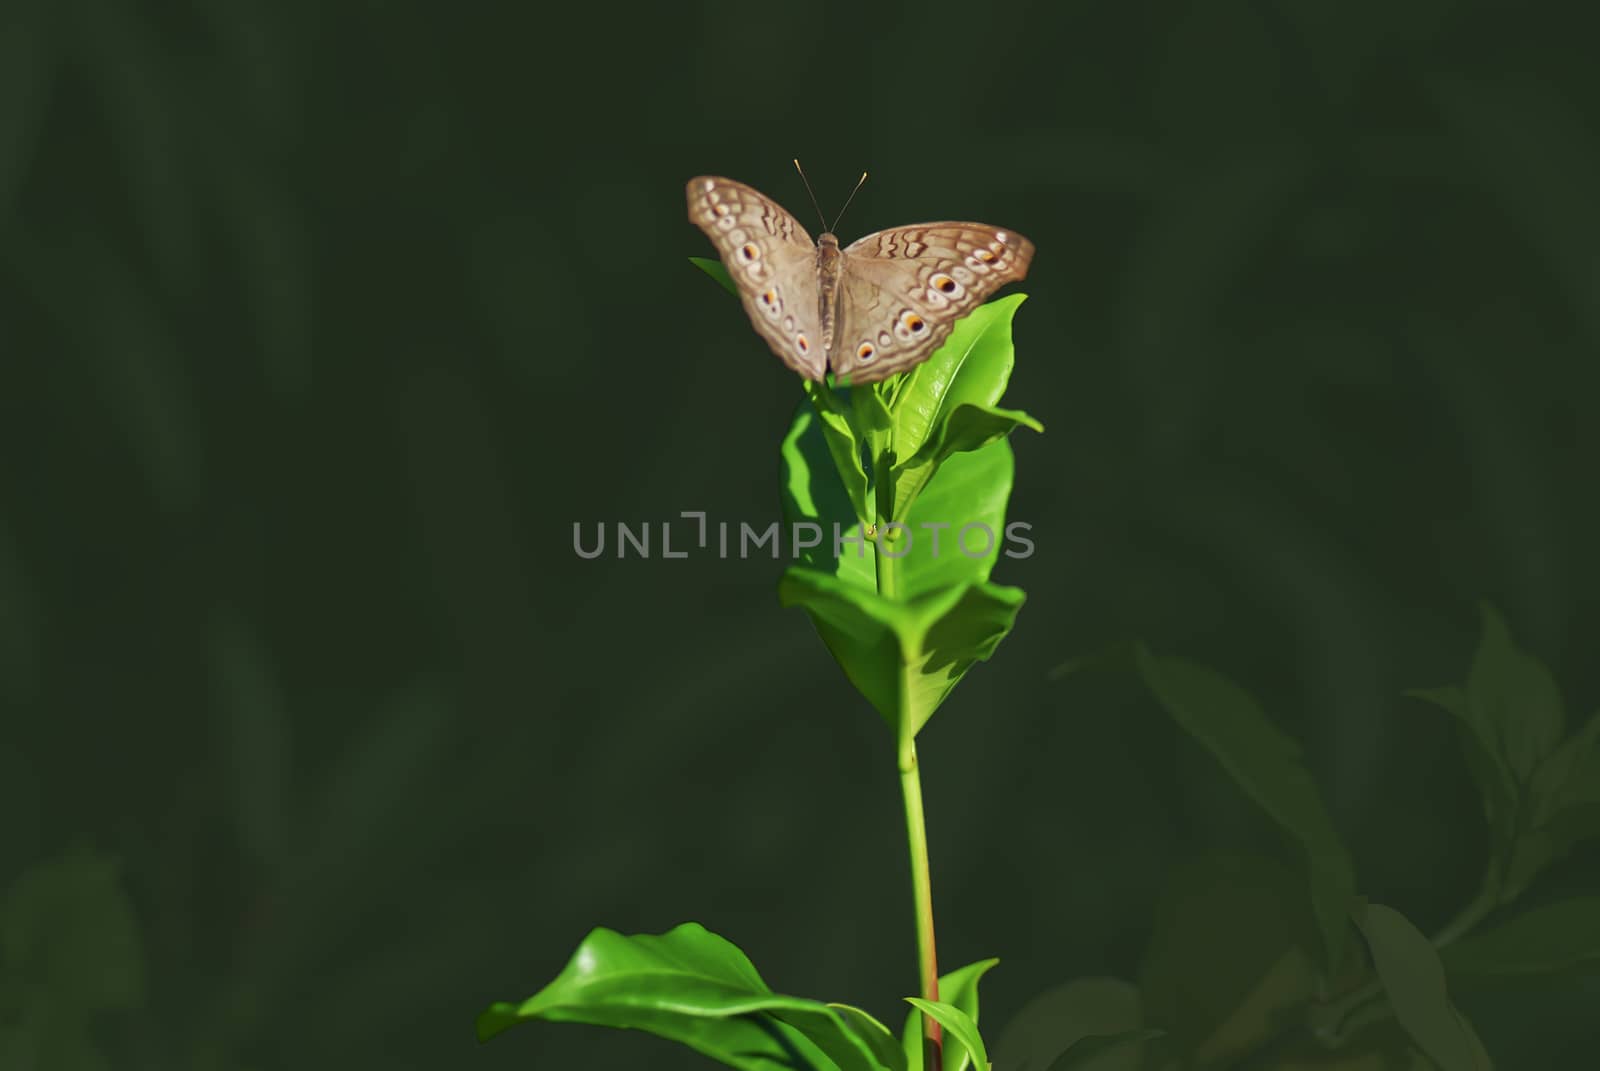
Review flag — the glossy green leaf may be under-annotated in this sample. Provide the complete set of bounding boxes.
[1354,903,1489,1071]
[1134,647,1356,975]
[780,568,1024,742]
[832,1003,910,1071]
[690,255,736,295]
[1466,603,1565,781]
[901,959,1000,1071]
[477,922,891,1071]
[905,999,990,1071]
[1042,1030,1164,1071]
[781,403,1026,599]
[889,294,1029,463]
[992,977,1146,1071]
[891,403,1042,525]
[1441,897,1600,977]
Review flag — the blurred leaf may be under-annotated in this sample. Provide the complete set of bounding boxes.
[992,977,1145,1071]
[1403,686,1517,856]
[1353,904,1488,1071]
[1134,649,1357,974]
[1529,711,1600,826]
[833,1003,909,1071]
[905,999,990,1071]
[478,922,890,1071]
[1,848,144,1011]
[210,613,291,875]
[1441,898,1600,978]
[1042,1030,1162,1071]
[0,0,51,222]
[1138,855,1321,1060]
[1465,603,1565,781]
[901,958,999,1071]
[779,568,1024,744]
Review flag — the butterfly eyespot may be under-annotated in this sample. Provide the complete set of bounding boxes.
[932,274,957,293]
[740,243,759,261]
[857,343,875,361]
[907,315,925,332]
[714,203,731,216]
[784,315,795,331]
[796,335,809,352]
[976,249,997,263]
[761,289,777,305]
[717,215,736,230]
[878,331,892,347]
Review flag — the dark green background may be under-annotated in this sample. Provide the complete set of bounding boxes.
[3,1,1596,1067]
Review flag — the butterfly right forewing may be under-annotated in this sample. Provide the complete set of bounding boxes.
[686,176,827,381]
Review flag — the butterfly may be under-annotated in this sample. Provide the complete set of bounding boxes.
[687,175,1034,384]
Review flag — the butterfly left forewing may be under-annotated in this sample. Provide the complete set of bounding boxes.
[831,223,1034,383]
[687,176,828,380]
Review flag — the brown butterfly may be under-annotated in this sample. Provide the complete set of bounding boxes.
[687,174,1033,384]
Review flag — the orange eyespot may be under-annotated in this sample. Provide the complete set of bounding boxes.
[857,343,875,360]
[761,289,776,305]
[976,249,996,263]
[741,244,759,260]
[907,315,924,332]
[797,335,809,352]
[933,275,956,293]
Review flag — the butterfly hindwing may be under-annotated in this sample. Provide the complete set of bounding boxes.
[686,176,827,380]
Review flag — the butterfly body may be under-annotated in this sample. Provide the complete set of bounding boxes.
[688,176,1033,384]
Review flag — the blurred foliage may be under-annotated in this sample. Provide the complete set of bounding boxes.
[2,0,1598,1069]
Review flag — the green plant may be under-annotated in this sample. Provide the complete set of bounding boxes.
[473,255,1068,1071]
[1021,605,1600,1069]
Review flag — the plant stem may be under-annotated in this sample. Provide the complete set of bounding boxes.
[901,739,942,1071]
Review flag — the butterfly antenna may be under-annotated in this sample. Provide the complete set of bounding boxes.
[793,159,828,232]
[830,171,868,233]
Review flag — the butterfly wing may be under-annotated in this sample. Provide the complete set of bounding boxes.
[831,224,1034,384]
[686,176,827,381]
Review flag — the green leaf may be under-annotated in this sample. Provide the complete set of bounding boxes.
[1530,710,1600,827]
[781,404,1026,599]
[779,569,1024,742]
[992,978,1147,1071]
[901,959,1000,1071]
[1465,603,1565,781]
[784,403,872,543]
[690,255,736,295]
[905,999,990,1071]
[1353,903,1489,1071]
[1134,647,1357,975]
[1441,897,1600,977]
[1042,1030,1164,1071]
[889,294,1028,462]
[832,1003,910,1071]
[891,403,1042,525]
[477,922,891,1071]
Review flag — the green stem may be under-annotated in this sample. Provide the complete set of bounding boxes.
[878,519,940,1069]
[901,739,942,1071]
